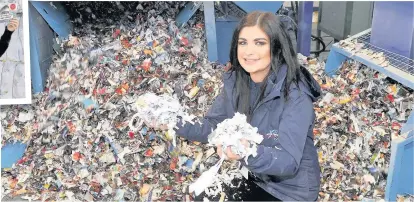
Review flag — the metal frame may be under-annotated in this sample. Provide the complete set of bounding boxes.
[296,1,313,56]
[325,29,414,89]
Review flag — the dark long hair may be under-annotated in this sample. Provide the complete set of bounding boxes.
[228,11,302,121]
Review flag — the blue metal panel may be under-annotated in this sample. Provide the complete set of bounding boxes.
[398,140,413,196]
[1,142,26,169]
[401,112,414,138]
[325,46,347,76]
[297,1,313,56]
[385,136,414,201]
[203,1,218,62]
[31,1,72,40]
[216,19,239,64]
[29,1,52,93]
[29,1,71,93]
[233,1,283,13]
[370,2,414,59]
[175,2,202,29]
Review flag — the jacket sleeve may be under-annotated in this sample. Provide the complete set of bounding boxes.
[242,93,314,176]
[174,88,229,144]
[0,27,13,57]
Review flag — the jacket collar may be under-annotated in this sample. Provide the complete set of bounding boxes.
[263,64,287,102]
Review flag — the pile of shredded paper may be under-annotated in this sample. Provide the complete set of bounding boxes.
[132,92,199,147]
[299,54,413,201]
[1,2,413,202]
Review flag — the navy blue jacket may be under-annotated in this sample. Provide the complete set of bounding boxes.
[175,64,322,201]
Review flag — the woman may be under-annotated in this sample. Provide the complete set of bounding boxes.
[152,11,322,201]
[0,18,19,57]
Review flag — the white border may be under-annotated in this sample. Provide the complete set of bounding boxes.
[0,0,31,105]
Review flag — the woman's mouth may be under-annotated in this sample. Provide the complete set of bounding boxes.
[244,58,259,65]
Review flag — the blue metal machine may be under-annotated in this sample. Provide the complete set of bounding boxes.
[176,1,314,64]
[29,1,72,93]
[370,2,414,59]
[325,2,414,201]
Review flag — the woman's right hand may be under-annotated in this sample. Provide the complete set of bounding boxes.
[7,18,19,32]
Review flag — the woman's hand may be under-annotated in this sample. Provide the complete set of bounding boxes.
[7,18,19,32]
[216,139,250,160]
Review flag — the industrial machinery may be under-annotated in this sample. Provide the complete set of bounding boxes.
[325,2,413,201]
[317,1,374,41]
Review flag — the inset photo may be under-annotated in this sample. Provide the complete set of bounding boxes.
[0,0,31,105]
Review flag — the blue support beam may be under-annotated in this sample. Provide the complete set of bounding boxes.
[203,1,218,62]
[297,1,313,56]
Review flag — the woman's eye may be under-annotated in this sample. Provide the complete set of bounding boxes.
[256,42,266,46]
[238,41,246,45]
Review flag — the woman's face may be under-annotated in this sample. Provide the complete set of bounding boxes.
[237,25,271,82]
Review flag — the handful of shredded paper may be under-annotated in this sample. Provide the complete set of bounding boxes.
[190,113,264,196]
[208,112,264,163]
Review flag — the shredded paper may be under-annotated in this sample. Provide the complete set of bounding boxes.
[1,2,413,201]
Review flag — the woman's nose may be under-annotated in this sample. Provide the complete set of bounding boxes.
[243,45,255,55]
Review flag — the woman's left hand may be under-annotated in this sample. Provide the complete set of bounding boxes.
[216,139,250,161]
